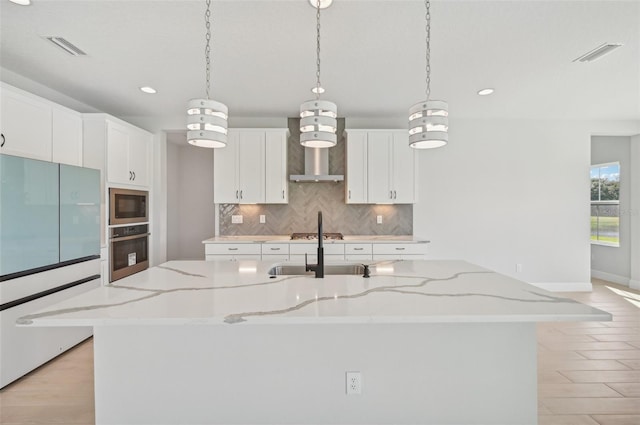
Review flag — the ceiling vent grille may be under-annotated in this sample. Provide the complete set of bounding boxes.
[43,36,87,56]
[573,43,623,62]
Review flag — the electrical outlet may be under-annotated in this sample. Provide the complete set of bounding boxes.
[259,215,266,224]
[376,215,383,224]
[346,371,362,395]
[231,215,243,224]
[516,263,523,273]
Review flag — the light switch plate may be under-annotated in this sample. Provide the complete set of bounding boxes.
[231,215,243,224]
[376,215,383,224]
[259,215,266,224]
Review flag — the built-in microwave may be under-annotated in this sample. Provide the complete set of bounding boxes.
[109,188,148,225]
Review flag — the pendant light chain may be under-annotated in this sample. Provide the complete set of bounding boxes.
[315,0,322,99]
[425,0,431,100]
[205,0,212,100]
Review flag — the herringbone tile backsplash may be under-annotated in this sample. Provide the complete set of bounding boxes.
[219,118,413,236]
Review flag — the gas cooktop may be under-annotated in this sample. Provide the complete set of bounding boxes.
[290,232,344,240]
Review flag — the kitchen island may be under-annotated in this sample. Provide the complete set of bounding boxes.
[18,260,610,425]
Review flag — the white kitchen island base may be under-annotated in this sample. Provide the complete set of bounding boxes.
[94,322,537,425]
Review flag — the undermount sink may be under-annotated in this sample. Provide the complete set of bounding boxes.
[268,264,366,276]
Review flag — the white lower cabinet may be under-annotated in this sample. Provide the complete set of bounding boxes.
[261,244,290,262]
[204,241,427,262]
[372,243,428,260]
[205,243,262,261]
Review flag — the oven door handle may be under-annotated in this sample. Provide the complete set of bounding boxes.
[109,233,150,243]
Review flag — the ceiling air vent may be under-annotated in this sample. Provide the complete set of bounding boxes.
[573,43,623,63]
[43,36,87,56]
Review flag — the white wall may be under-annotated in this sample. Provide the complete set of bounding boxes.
[413,118,593,290]
[590,136,632,285]
[166,140,215,260]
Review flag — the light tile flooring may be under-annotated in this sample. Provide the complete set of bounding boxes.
[0,278,638,425]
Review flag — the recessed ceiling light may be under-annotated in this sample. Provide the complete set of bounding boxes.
[477,88,494,96]
[139,86,157,94]
[9,0,31,5]
[311,86,325,94]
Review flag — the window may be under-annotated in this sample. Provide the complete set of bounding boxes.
[590,162,620,246]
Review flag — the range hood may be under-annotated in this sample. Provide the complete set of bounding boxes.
[289,147,344,182]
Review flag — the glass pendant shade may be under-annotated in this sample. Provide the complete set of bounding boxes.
[299,99,338,148]
[408,100,449,149]
[187,98,228,148]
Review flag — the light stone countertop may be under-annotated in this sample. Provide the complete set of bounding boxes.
[17,260,610,327]
[202,235,429,244]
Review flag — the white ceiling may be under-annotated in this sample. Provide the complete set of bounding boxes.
[1,0,638,126]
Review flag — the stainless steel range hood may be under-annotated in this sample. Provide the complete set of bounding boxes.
[289,147,344,182]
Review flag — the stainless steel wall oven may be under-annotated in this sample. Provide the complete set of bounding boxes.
[109,224,149,282]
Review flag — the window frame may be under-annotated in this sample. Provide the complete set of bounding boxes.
[590,161,620,247]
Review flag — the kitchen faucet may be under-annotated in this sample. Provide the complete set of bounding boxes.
[305,211,324,278]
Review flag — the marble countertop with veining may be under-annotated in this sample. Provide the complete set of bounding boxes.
[17,260,610,327]
[202,235,429,244]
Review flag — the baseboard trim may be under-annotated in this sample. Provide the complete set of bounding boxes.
[591,270,631,286]
[530,282,593,292]
[630,279,640,291]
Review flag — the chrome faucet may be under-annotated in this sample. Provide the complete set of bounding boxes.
[305,211,324,278]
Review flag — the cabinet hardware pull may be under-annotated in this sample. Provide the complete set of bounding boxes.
[393,190,397,199]
[348,190,351,199]
[354,247,363,251]
[389,191,393,199]
[240,190,243,199]
[235,190,239,199]
[270,247,280,251]
[395,247,405,250]
[282,190,285,199]
[129,171,133,180]
[0,133,5,148]
[228,248,238,251]
[133,171,136,181]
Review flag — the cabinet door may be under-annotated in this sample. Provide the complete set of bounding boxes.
[0,88,52,161]
[265,130,288,204]
[345,131,368,203]
[391,131,415,203]
[237,131,265,204]
[59,164,100,262]
[52,107,83,166]
[128,129,150,187]
[213,131,239,203]
[367,132,393,203]
[106,122,131,185]
[0,155,59,276]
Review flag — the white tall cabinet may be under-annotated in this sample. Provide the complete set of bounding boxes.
[214,128,288,204]
[105,121,150,187]
[344,129,416,204]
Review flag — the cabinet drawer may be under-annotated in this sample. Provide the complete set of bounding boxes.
[205,244,261,255]
[345,244,372,255]
[261,244,290,255]
[372,243,427,255]
[206,254,261,261]
[290,243,345,256]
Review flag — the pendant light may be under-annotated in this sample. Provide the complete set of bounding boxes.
[299,0,337,148]
[409,0,448,149]
[187,0,228,148]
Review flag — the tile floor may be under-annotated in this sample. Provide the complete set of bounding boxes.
[0,278,638,424]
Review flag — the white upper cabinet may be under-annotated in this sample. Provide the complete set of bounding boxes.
[214,128,288,204]
[344,130,368,204]
[264,130,288,204]
[345,129,416,204]
[106,120,150,187]
[0,84,53,161]
[0,83,83,166]
[52,107,83,166]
